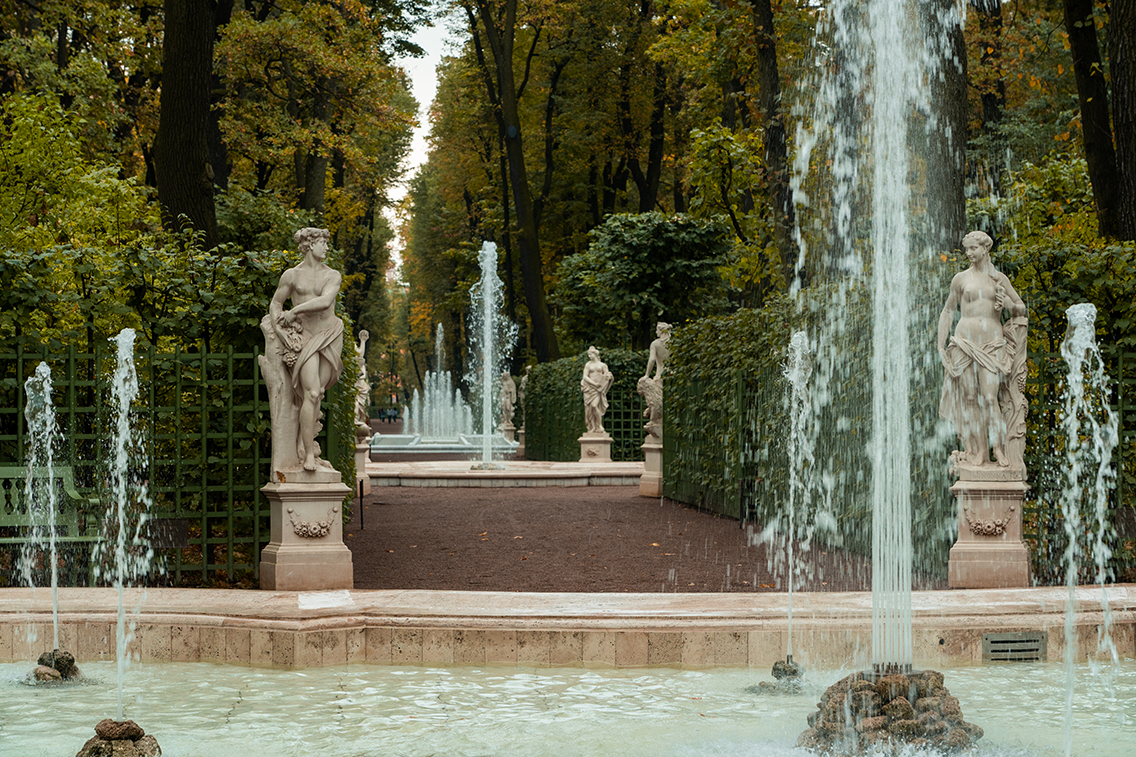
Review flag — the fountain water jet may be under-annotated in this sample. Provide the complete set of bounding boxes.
[466,241,517,468]
[95,328,156,721]
[20,362,60,651]
[1059,303,1121,756]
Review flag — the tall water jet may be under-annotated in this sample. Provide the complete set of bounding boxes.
[96,328,155,720]
[793,0,986,749]
[467,241,516,467]
[782,331,812,667]
[792,0,958,674]
[21,362,59,649]
[1059,303,1120,757]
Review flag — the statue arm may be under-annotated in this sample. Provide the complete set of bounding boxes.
[937,275,961,361]
[999,274,1027,319]
[269,271,294,340]
[644,345,657,379]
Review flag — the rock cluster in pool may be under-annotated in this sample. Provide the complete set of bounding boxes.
[30,648,82,682]
[797,670,983,753]
[76,719,161,757]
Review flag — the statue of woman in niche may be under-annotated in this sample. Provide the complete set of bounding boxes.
[937,231,1028,474]
[499,371,517,428]
[580,346,614,435]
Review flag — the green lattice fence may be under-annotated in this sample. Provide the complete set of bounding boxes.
[0,337,356,587]
[524,349,648,463]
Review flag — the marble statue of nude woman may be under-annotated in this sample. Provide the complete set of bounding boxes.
[937,230,1028,474]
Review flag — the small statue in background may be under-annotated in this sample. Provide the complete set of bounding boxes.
[637,376,663,443]
[637,321,670,443]
[643,321,671,380]
[499,371,517,428]
[354,330,371,440]
[937,231,1028,476]
[518,365,531,423]
[581,346,614,435]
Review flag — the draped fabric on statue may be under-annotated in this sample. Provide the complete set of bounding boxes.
[289,319,344,404]
[938,334,1012,433]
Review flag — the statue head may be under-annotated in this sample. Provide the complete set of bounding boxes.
[961,230,993,261]
[295,227,331,255]
[656,322,672,338]
[587,345,599,360]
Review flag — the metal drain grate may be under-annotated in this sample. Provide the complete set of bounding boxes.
[983,632,1047,662]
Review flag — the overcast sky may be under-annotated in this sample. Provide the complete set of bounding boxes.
[391,13,462,204]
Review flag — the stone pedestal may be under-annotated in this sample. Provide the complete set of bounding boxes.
[500,422,516,443]
[947,467,1030,589]
[354,442,371,496]
[578,431,613,463]
[516,427,526,458]
[640,441,662,497]
[260,476,354,591]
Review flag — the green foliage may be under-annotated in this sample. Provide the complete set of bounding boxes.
[970,156,1136,352]
[665,283,955,576]
[553,213,733,350]
[664,297,795,519]
[0,93,152,253]
[216,187,319,251]
[525,349,647,463]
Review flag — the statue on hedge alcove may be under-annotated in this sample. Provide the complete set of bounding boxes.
[581,346,614,435]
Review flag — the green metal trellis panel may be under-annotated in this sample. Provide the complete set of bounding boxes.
[0,337,271,587]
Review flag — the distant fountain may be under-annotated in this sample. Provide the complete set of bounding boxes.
[372,248,517,458]
[1059,303,1121,757]
[467,241,517,467]
[404,325,473,439]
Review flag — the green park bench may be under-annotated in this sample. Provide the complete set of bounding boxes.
[0,465,102,584]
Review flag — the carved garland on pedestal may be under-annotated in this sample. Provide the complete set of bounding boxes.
[962,502,1016,536]
[288,506,339,538]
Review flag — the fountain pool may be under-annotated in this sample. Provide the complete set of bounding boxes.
[2,660,1133,756]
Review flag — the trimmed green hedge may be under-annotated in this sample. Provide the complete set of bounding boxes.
[663,284,955,576]
[524,349,648,462]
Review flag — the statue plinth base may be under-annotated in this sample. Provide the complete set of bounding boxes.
[578,432,613,463]
[516,427,526,458]
[260,479,354,591]
[947,474,1030,589]
[354,442,371,496]
[499,422,516,443]
[640,440,663,497]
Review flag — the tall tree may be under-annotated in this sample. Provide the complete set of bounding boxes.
[1110,0,1136,238]
[465,0,560,362]
[750,0,799,287]
[1063,0,1121,237]
[154,0,219,247]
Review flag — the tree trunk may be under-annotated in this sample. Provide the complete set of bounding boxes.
[1110,0,1136,240]
[208,0,235,193]
[1064,0,1121,237]
[974,0,1007,195]
[925,0,968,251]
[155,0,219,248]
[470,0,559,362]
[751,0,800,288]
